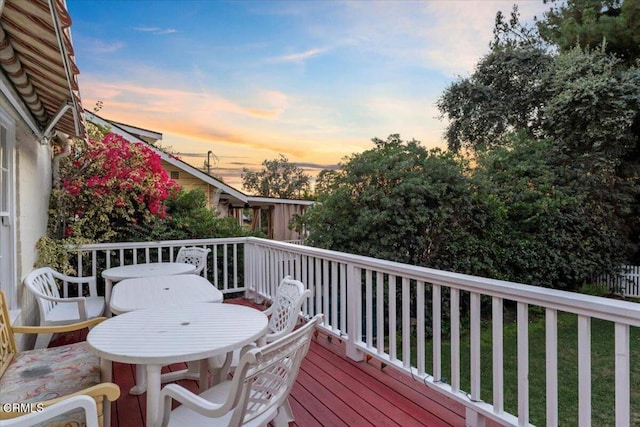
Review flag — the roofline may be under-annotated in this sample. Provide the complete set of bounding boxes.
[83,110,249,203]
[107,120,163,141]
[49,0,84,137]
[246,196,315,206]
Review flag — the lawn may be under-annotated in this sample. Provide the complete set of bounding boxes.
[420,310,640,426]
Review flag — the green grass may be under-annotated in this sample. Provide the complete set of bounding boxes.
[414,312,640,426]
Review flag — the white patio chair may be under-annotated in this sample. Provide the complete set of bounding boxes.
[209,275,312,382]
[1,395,100,427]
[175,246,211,276]
[23,267,105,349]
[159,314,322,427]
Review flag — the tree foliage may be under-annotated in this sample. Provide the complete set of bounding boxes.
[473,134,632,288]
[537,0,640,65]
[305,135,490,273]
[241,154,311,199]
[139,188,262,241]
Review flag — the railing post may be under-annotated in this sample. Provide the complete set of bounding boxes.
[346,263,364,361]
[465,408,486,427]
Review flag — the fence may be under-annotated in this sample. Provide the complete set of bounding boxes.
[592,265,640,297]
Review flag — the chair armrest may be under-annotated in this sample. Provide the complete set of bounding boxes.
[262,303,275,317]
[51,271,99,297]
[11,317,106,335]
[0,382,120,420]
[160,383,231,426]
[21,293,89,320]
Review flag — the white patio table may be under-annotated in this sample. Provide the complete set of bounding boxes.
[87,303,268,427]
[109,274,225,394]
[102,262,197,316]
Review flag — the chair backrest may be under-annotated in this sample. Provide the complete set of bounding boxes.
[229,314,322,426]
[0,291,18,379]
[266,276,312,342]
[23,267,62,320]
[1,394,99,427]
[175,246,211,275]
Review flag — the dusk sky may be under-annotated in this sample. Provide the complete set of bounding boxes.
[68,0,548,189]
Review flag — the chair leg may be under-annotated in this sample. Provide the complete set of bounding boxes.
[34,332,53,349]
[273,398,295,426]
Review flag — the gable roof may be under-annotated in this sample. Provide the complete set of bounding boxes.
[0,0,85,139]
[84,110,249,205]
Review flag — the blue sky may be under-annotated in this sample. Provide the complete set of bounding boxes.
[68,0,548,189]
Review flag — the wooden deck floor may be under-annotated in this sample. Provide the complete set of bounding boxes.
[54,298,475,427]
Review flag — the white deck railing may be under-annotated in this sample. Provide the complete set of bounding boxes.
[68,237,639,427]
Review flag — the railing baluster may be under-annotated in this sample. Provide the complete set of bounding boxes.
[389,274,397,362]
[493,297,504,415]
[365,270,373,349]
[340,263,347,334]
[417,280,425,376]
[578,315,591,426]
[451,288,460,391]
[545,308,558,427]
[615,323,630,426]
[433,283,441,383]
[517,302,529,427]
[470,292,481,401]
[402,277,411,370]
[376,271,384,355]
[314,257,322,315]
[233,243,238,290]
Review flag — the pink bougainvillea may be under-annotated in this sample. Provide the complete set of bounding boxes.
[54,132,179,241]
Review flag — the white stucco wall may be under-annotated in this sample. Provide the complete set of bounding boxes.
[0,93,52,350]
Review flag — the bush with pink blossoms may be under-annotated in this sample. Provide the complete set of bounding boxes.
[48,129,179,242]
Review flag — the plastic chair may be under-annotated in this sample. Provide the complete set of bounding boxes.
[175,246,212,276]
[159,314,322,427]
[209,276,312,382]
[1,395,100,427]
[23,267,105,349]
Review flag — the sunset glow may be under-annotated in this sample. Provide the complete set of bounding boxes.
[68,1,548,189]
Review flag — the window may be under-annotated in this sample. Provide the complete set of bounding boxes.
[170,171,179,180]
[0,109,16,308]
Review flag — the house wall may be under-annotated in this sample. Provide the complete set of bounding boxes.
[163,161,225,214]
[0,94,51,350]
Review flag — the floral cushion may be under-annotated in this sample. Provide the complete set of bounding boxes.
[0,341,100,404]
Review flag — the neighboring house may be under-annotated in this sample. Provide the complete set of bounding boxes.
[0,0,85,348]
[85,111,314,241]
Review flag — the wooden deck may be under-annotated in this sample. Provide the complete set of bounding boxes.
[53,299,475,426]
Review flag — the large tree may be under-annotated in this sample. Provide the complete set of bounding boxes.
[304,135,498,275]
[437,1,640,281]
[241,154,311,199]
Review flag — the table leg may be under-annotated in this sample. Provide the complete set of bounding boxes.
[104,279,113,317]
[145,364,162,427]
[100,358,113,427]
[130,364,147,395]
[198,359,209,392]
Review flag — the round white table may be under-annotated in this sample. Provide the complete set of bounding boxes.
[102,262,197,316]
[109,275,223,315]
[87,304,268,427]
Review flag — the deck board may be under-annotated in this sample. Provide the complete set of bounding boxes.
[51,298,475,426]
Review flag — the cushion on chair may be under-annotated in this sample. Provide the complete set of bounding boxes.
[0,342,100,404]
